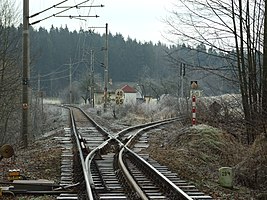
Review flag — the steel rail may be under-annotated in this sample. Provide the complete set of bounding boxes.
[117,116,194,199]
[69,109,94,199]
[69,106,189,199]
[69,106,114,200]
[82,112,184,199]
[116,116,186,138]
[118,146,149,200]
[124,118,182,147]
[85,138,111,187]
[72,106,110,136]
[121,147,193,200]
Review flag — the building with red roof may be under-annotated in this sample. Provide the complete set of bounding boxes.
[120,84,136,104]
[121,84,136,93]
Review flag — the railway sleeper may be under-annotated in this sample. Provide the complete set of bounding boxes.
[137,155,213,199]
[126,152,194,199]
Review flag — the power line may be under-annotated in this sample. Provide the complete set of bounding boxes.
[55,15,99,18]
[55,4,104,9]
[30,0,91,25]
[29,0,68,18]
[39,74,70,82]
[32,59,86,82]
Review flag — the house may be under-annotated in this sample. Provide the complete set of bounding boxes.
[93,84,137,106]
[121,84,137,105]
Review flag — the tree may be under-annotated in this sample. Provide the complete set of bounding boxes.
[165,0,266,143]
[0,0,21,145]
[79,68,92,105]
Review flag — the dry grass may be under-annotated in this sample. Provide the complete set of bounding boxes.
[0,130,63,200]
[144,123,267,199]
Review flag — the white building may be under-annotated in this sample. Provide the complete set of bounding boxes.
[121,84,137,105]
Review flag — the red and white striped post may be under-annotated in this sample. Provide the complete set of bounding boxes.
[192,95,196,126]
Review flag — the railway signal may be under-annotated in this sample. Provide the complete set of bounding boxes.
[190,81,198,126]
[192,95,197,126]
[115,89,124,105]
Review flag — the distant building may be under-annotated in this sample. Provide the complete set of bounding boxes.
[93,84,138,106]
[94,90,104,105]
[121,84,137,105]
[144,95,158,105]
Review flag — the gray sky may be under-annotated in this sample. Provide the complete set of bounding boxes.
[18,0,176,44]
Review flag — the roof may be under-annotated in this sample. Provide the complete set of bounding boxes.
[121,84,136,93]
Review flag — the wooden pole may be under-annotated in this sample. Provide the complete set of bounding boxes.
[22,0,30,148]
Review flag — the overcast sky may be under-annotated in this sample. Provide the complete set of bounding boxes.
[17,0,176,44]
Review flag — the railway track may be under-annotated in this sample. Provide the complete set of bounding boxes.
[58,106,213,200]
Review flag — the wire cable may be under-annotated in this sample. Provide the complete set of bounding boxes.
[30,0,90,25]
[29,0,68,18]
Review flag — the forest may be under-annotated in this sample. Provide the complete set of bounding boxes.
[25,25,237,100]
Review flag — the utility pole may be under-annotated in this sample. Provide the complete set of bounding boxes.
[90,50,95,108]
[103,23,108,112]
[69,59,72,104]
[89,23,109,111]
[22,0,30,148]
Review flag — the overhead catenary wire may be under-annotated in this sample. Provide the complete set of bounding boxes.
[30,0,91,25]
[55,4,104,8]
[72,0,100,74]
[29,0,68,18]
[55,15,99,18]
[32,59,86,82]
[34,65,70,79]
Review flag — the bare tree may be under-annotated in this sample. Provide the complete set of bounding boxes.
[165,0,266,144]
[0,0,21,145]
